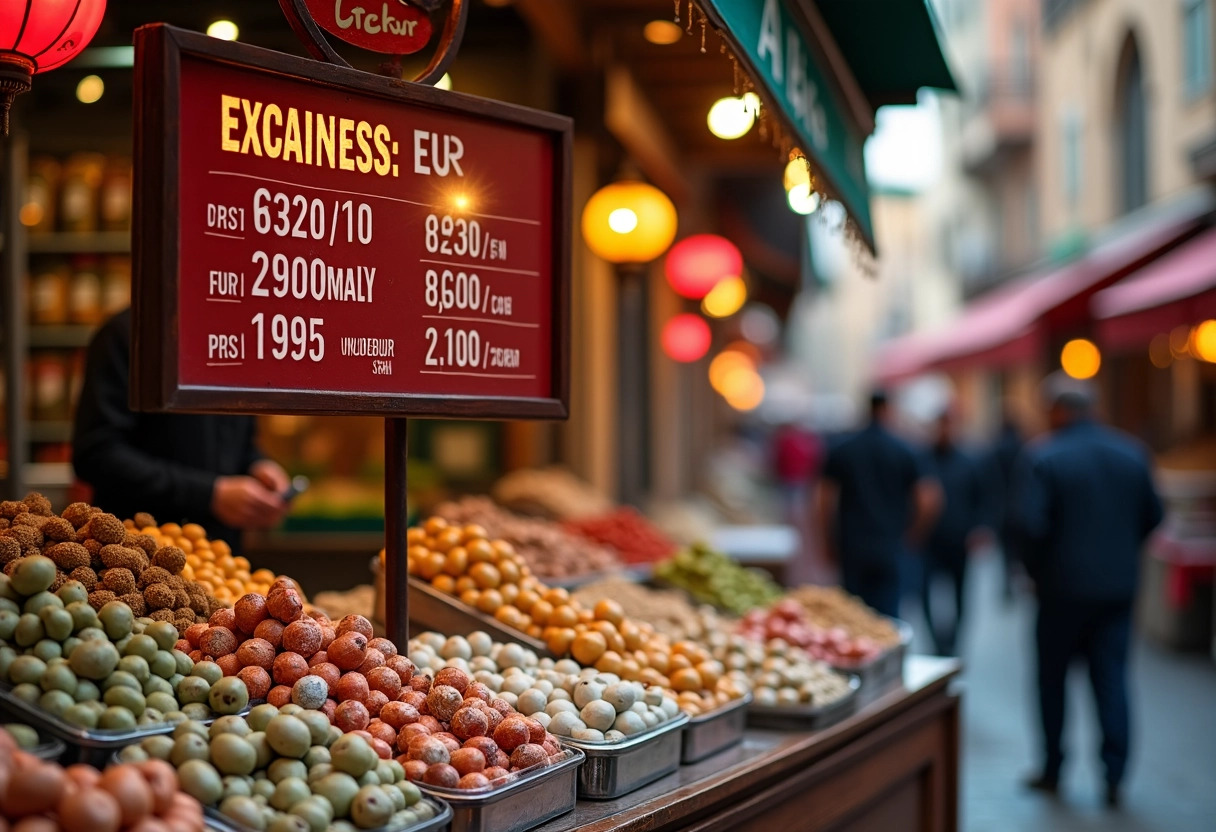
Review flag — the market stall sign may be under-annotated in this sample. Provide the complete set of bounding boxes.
[302,0,433,54]
[130,24,571,419]
[699,0,873,247]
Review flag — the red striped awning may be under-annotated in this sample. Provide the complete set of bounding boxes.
[1093,228,1216,351]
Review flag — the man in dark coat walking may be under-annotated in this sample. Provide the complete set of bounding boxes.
[816,391,940,618]
[921,408,991,656]
[1013,375,1163,807]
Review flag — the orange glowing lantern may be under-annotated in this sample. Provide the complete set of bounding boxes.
[664,234,742,299]
[661,314,712,362]
[0,0,106,134]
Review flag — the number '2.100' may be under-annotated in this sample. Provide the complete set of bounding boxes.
[425,326,481,368]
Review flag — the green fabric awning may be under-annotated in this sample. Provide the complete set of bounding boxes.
[813,0,958,106]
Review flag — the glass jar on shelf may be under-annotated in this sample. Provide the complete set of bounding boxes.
[59,153,105,233]
[100,156,133,232]
[24,156,61,234]
[68,257,104,326]
[29,261,70,325]
[30,354,70,422]
[101,256,131,316]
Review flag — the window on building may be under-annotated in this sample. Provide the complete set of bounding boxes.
[1116,36,1149,212]
[1062,110,1082,210]
[1183,0,1212,98]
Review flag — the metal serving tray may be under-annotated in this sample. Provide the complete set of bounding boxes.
[407,577,552,658]
[545,565,653,591]
[0,686,178,766]
[561,711,690,799]
[418,747,583,832]
[1,722,67,761]
[745,674,861,731]
[829,618,912,693]
[680,692,751,763]
[203,796,452,832]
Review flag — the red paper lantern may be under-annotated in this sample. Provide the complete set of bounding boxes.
[0,0,107,134]
[661,314,712,363]
[664,234,742,299]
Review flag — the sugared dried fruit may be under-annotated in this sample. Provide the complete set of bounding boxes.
[336,615,374,639]
[254,618,285,648]
[143,582,176,611]
[335,672,370,704]
[328,632,368,671]
[433,667,470,694]
[450,706,488,740]
[426,685,463,723]
[234,594,269,635]
[282,618,323,658]
[235,638,275,670]
[272,652,309,687]
[266,586,303,623]
[151,546,187,574]
[199,626,238,657]
[334,700,371,733]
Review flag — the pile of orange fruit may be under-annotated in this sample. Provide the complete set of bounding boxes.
[401,517,745,715]
[130,521,278,606]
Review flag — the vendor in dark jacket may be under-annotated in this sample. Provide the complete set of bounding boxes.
[72,308,289,549]
[1012,374,1163,808]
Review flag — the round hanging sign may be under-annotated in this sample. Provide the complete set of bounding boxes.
[303,0,434,54]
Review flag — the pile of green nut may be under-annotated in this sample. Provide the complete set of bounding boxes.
[653,543,783,615]
[119,703,435,832]
[0,555,249,729]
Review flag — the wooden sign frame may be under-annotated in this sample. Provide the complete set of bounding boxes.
[131,23,572,422]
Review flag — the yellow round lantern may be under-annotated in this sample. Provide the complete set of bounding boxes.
[581,181,678,264]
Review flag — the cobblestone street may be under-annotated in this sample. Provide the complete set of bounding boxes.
[924,556,1216,832]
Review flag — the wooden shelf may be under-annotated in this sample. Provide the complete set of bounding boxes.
[27,231,130,255]
[29,422,73,443]
[22,462,73,490]
[29,325,97,348]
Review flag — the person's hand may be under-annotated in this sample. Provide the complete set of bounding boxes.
[211,476,287,529]
[249,459,290,496]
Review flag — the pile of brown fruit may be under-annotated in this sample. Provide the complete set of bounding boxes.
[0,494,223,633]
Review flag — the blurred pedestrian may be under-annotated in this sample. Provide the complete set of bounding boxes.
[816,391,941,617]
[988,411,1026,601]
[921,408,991,656]
[1012,374,1163,808]
[772,421,823,521]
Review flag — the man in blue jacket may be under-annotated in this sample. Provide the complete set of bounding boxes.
[816,391,941,617]
[922,408,991,656]
[1013,375,1163,808]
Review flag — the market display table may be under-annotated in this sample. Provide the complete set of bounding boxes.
[535,656,961,832]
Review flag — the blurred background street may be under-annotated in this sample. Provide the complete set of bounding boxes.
[912,554,1216,832]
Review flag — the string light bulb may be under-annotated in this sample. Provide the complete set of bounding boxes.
[207,20,239,40]
[707,93,760,140]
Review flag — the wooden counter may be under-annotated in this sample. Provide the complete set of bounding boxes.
[536,656,962,832]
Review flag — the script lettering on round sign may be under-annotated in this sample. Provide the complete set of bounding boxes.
[303,0,433,54]
[168,48,561,406]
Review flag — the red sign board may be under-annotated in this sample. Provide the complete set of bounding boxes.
[302,0,433,54]
[131,24,571,419]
